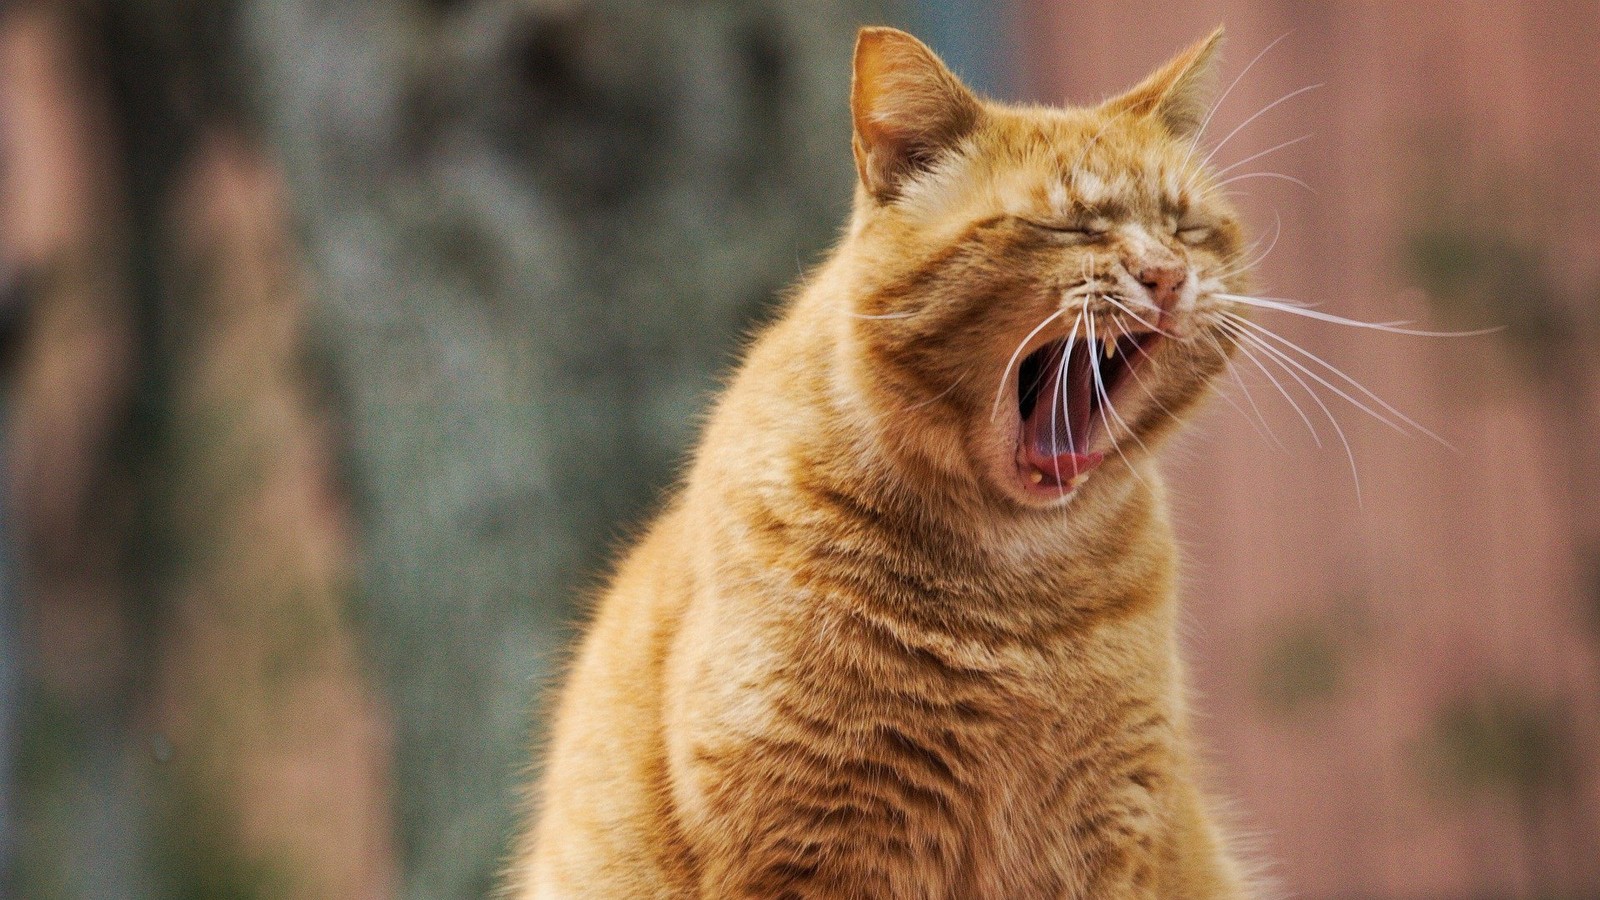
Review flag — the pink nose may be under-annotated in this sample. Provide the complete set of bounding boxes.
[1136,264,1186,313]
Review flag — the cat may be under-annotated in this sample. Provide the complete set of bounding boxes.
[508,25,1258,899]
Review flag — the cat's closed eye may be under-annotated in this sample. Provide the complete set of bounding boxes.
[1160,212,1213,244]
[1023,218,1109,242]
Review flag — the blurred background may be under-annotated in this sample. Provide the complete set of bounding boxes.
[1,0,1596,897]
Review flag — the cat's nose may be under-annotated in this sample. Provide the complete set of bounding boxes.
[1136,264,1186,313]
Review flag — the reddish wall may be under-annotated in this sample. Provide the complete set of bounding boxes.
[1019,3,1600,896]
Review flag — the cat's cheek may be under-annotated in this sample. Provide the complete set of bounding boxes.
[975,421,1039,506]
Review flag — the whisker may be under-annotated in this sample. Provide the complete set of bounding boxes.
[1222,315,1427,451]
[1210,208,1283,283]
[1181,32,1294,195]
[1020,350,1054,414]
[1225,312,1457,450]
[1212,376,1284,450]
[1187,32,1292,155]
[1214,322,1319,447]
[1056,311,1086,469]
[993,308,1066,421]
[1213,170,1316,194]
[1067,311,1086,458]
[1088,311,1152,482]
[904,371,969,412]
[1086,317,1129,473]
[1050,316,1066,468]
[1223,315,1408,436]
[849,311,917,320]
[1210,133,1313,181]
[1219,293,1501,337]
[1101,294,1172,337]
[1112,317,1187,430]
[1201,328,1286,449]
[1201,82,1323,172]
[1220,319,1364,503]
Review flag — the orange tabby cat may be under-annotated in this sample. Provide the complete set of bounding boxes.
[509,26,1257,899]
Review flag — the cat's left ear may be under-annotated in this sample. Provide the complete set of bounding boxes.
[852,27,982,201]
[1102,27,1224,140]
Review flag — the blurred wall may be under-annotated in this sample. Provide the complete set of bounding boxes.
[1021,2,1600,897]
[5,1,1598,898]
[3,1,905,897]
[235,2,902,895]
[0,5,397,896]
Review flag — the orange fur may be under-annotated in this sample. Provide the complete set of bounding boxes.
[507,26,1258,899]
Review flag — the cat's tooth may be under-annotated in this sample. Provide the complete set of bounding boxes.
[1029,470,1044,484]
[1070,473,1089,490]
[1104,340,1115,360]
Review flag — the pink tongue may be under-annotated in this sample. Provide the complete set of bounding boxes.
[1021,341,1101,477]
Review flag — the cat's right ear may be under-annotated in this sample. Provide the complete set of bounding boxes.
[1101,27,1224,140]
[852,28,981,202]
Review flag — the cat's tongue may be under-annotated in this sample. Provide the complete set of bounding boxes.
[1021,341,1103,483]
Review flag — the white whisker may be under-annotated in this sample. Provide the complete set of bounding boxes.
[1189,32,1292,153]
[1201,82,1323,172]
[904,371,969,412]
[993,308,1065,421]
[1101,294,1172,337]
[1215,323,1318,447]
[1219,293,1501,337]
[1112,317,1186,430]
[1067,312,1086,458]
[1212,171,1316,194]
[1211,209,1284,283]
[1223,315,1408,436]
[1220,319,1363,503]
[1212,375,1283,450]
[1208,330,1287,450]
[1057,312,1085,470]
[1181,33,1294,194]
[1210,133,1313,181]
[1050,317,1066,470]
[1225,312,1457,450]
[1088,311,1152,483]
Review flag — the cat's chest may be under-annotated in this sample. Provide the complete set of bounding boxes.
[835,620,1169,802]
[670,587,1179,895]
[840,656,1175,896]
[915,660,1175,894]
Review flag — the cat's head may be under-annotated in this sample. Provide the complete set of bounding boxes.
[840,27,1249,509]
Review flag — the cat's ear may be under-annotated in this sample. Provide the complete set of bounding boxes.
[852,27,981,201]
[1102,27,1224,140]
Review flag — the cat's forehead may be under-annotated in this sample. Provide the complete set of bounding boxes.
[1008,113,1196,215]
[895,107,1207,225]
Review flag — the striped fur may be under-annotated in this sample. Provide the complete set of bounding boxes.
[507,26,1257,899]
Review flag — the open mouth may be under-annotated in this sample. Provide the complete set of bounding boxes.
[1015,330,1159,493]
